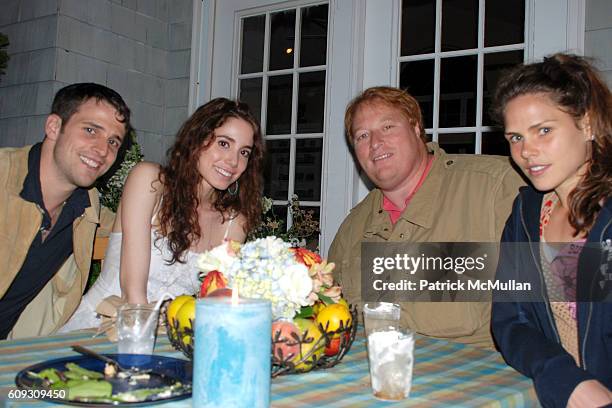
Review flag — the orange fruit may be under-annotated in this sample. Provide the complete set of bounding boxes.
[315,303,352,337]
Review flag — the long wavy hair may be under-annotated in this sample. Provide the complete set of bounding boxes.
[492,53,612,234]
[157,98,264,264]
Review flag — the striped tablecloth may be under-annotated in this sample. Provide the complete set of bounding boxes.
[0,329,539,407]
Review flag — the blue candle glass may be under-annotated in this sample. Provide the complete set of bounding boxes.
[193,297,272,408]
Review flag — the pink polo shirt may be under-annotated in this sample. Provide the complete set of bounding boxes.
[382,156,434,225]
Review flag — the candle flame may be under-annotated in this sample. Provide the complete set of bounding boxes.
[231,285,239,305]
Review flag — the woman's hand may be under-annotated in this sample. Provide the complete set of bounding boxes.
[568,380,612,408]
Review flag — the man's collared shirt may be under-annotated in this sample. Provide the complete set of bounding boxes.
[0,143,90,338]
[382,155,434,225]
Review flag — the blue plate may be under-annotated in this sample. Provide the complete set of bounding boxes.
[15,354,192,406]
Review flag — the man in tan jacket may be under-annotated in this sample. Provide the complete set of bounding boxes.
[0,83,130,339]
[328,87,524,348]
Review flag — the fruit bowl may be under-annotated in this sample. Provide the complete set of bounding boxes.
[165,306,358,377]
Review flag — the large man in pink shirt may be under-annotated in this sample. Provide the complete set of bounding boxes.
[328,87,524,348]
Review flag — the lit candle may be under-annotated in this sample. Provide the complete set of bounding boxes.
[193,296,272,407]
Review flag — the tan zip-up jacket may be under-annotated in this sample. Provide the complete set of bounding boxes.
[0,145,103,339]
[329,143,524,348]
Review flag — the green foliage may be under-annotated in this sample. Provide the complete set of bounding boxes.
[96,130,144,212]
[0,33,9,78]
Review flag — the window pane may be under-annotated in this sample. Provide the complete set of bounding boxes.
[481,131,510,156]
[266,75,293,135]
[442,0,478,51]
[241,15,265,74]
[440,55,477,127]
[300,4,328,67]
[401,0,435,55]
[438,133,475,154]
[485,0,525,47]
[297,71,325,133]
[295,138,322,201]
[264,139,290,200]
[239,78,262,123]
[399,59,434,128]
[483,51,523,126]
[269,10,296,71]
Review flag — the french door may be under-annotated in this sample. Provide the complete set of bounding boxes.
[192,0,584,255]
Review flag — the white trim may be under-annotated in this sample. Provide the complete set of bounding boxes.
[528,0,586,60]
[191,0,217,106]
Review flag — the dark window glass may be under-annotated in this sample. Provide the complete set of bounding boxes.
[483,51,524,126]
[294,138,322,201]
[266,75,293,135]
[269,10,296,71]
[239,78,263,123]
[297,206,320,251]
[273,204,289,233]
[439,55,477,127]
[485,0,525,47]
[240,15,265,74]
[481,131,510,156]
[300,4,328,67]
[264,139,290,200]
[438,133,475,154]
[399,59,434,128]
[297,71,325,133]
[442,0,478,51]
[401,0,435,55]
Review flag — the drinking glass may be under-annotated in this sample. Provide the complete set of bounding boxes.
[117,303,158,354]
[363,302,401,337]
[367,326,415,401]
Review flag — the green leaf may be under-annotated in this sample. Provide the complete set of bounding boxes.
[295,306,314,319]
[317,294,334,305]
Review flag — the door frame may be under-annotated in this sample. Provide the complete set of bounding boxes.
[188,0,585,254]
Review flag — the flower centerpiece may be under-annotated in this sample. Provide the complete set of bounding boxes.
[166,237,357,376]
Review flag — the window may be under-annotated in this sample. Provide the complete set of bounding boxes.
[398,0,526,155]
[237,4,329,247]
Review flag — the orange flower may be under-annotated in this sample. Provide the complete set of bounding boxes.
[199,270,228,297]
[291,247,322,267]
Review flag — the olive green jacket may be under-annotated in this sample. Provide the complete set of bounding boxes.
[328,143,524,348]
[0,145,110,339]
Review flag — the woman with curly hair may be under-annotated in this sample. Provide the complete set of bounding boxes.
[491,54,612,407]
[62,98,264,330]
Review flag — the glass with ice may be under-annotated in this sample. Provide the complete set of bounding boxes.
[363,302,401,337]
[367,327,414,401]
[117,304,158,354]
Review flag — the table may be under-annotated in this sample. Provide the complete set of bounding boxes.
[0,329,539,407]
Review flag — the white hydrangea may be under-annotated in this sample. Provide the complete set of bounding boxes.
[198,236,314,320]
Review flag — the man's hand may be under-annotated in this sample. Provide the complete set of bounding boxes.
[567,380,612,408]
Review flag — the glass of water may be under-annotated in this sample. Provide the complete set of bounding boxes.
[363,302,401,337]
[367,326,415,401]
[117,304,158,354]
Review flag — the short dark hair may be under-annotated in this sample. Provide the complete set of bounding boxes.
[51,83,131,137]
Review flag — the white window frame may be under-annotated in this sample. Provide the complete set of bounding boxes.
[234,4,329,221]
[353,0,586,201]
[189,0,585,253]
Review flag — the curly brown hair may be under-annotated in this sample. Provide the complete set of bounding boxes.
[157,98,264,264]
[492,53,612,234]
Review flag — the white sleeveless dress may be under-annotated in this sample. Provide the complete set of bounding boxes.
[60,230,203,332]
